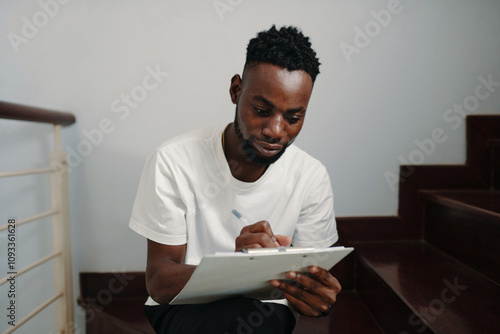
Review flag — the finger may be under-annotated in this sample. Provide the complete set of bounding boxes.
[284,290,331,317]
[272,279,333,317]
[285,270,339,305]
[271,279,325,316]
[282,291,318,317]
[272,277,321,303]
[286,271,324,292]
[235,231,276,251]
[235,236,266,251]
[246,221,280,247]
[308,266,342,293]
[275,235,292,247]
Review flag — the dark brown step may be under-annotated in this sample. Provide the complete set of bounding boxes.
[421,189,500,222]
[356,241,500,334]
[421,189,500,283]
[79,272,153,334]
[396,115,500,241]
[80,297,153,334]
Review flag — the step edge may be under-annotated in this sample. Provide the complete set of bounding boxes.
[420,189,500,222]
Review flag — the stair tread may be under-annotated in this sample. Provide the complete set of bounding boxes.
[356,241,500,333]
[100,297,154,333]
[421,189,500,222]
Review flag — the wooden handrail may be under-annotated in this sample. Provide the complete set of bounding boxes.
[0,100,76,125]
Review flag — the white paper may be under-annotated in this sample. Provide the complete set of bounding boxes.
[170,246,354,305]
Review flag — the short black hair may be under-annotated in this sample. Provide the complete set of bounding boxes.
[244,25,321,83]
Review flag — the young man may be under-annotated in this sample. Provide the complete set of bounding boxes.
[129,25,340,334]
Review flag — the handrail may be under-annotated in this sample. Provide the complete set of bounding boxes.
[0,101,76,125]
[1,101,75,334]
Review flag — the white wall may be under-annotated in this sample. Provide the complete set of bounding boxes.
[1,0,499,332]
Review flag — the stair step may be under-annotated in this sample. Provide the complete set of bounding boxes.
[421,189,500,222]
[356,241,500,334]
[421,190,500,283]
[98,297,153,333]
[79,296,153,334]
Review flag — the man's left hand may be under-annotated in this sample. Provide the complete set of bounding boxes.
[270,265,341,317]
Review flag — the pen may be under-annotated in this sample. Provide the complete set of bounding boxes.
[231,209,249,225]
[231,209,280,247]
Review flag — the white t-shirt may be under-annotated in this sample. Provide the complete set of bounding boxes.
[129,125,338,307]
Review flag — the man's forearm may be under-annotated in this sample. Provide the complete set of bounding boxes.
[146,261,196,305]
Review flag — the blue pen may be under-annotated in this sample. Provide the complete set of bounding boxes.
[231,209,249,225]
[231,209,280,247]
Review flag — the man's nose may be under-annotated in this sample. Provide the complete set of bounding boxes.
[262,114,285,142]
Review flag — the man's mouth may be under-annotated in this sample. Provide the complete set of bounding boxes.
[253,140,284,157]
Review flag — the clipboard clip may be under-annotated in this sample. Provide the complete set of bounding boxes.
[241,247,315,254]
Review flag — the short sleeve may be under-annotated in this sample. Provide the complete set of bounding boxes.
[292,164,338,248]
[129,151,188,245]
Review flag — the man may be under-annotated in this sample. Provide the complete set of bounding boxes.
[129,25,340,334]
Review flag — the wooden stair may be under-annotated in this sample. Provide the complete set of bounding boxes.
[356,241,500,333]
[79,115,500,333]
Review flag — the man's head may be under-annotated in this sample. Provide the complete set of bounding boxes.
[229,26,320,165]
[244,25,321,83]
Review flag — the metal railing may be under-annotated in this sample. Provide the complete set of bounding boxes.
[0,101,76,334]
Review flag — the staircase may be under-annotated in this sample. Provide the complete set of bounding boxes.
[79,115,500,333]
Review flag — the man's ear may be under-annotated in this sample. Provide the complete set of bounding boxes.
[229,74,242,104]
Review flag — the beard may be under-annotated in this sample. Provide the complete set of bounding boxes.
[233,106,292,166]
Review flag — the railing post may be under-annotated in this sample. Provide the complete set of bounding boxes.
[50,124,74,334]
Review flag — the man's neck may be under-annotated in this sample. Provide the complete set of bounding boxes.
[223,123,269,182]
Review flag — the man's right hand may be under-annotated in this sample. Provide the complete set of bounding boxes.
[235,220,292,252]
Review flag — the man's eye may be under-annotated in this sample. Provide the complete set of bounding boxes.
[254,108,269,114]
[288,116,302,124]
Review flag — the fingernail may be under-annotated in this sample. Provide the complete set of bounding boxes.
[287,271,297,279]
[311,266,318,273]
[271,280,280,287]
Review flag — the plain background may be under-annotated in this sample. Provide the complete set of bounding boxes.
[1,0,499,333]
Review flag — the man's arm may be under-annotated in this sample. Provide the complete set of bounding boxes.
[270,163,340,316]
[145,239,196,305]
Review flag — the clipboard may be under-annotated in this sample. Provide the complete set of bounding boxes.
[170,246,354,305]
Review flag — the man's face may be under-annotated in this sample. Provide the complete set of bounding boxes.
[230,63,313,165]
